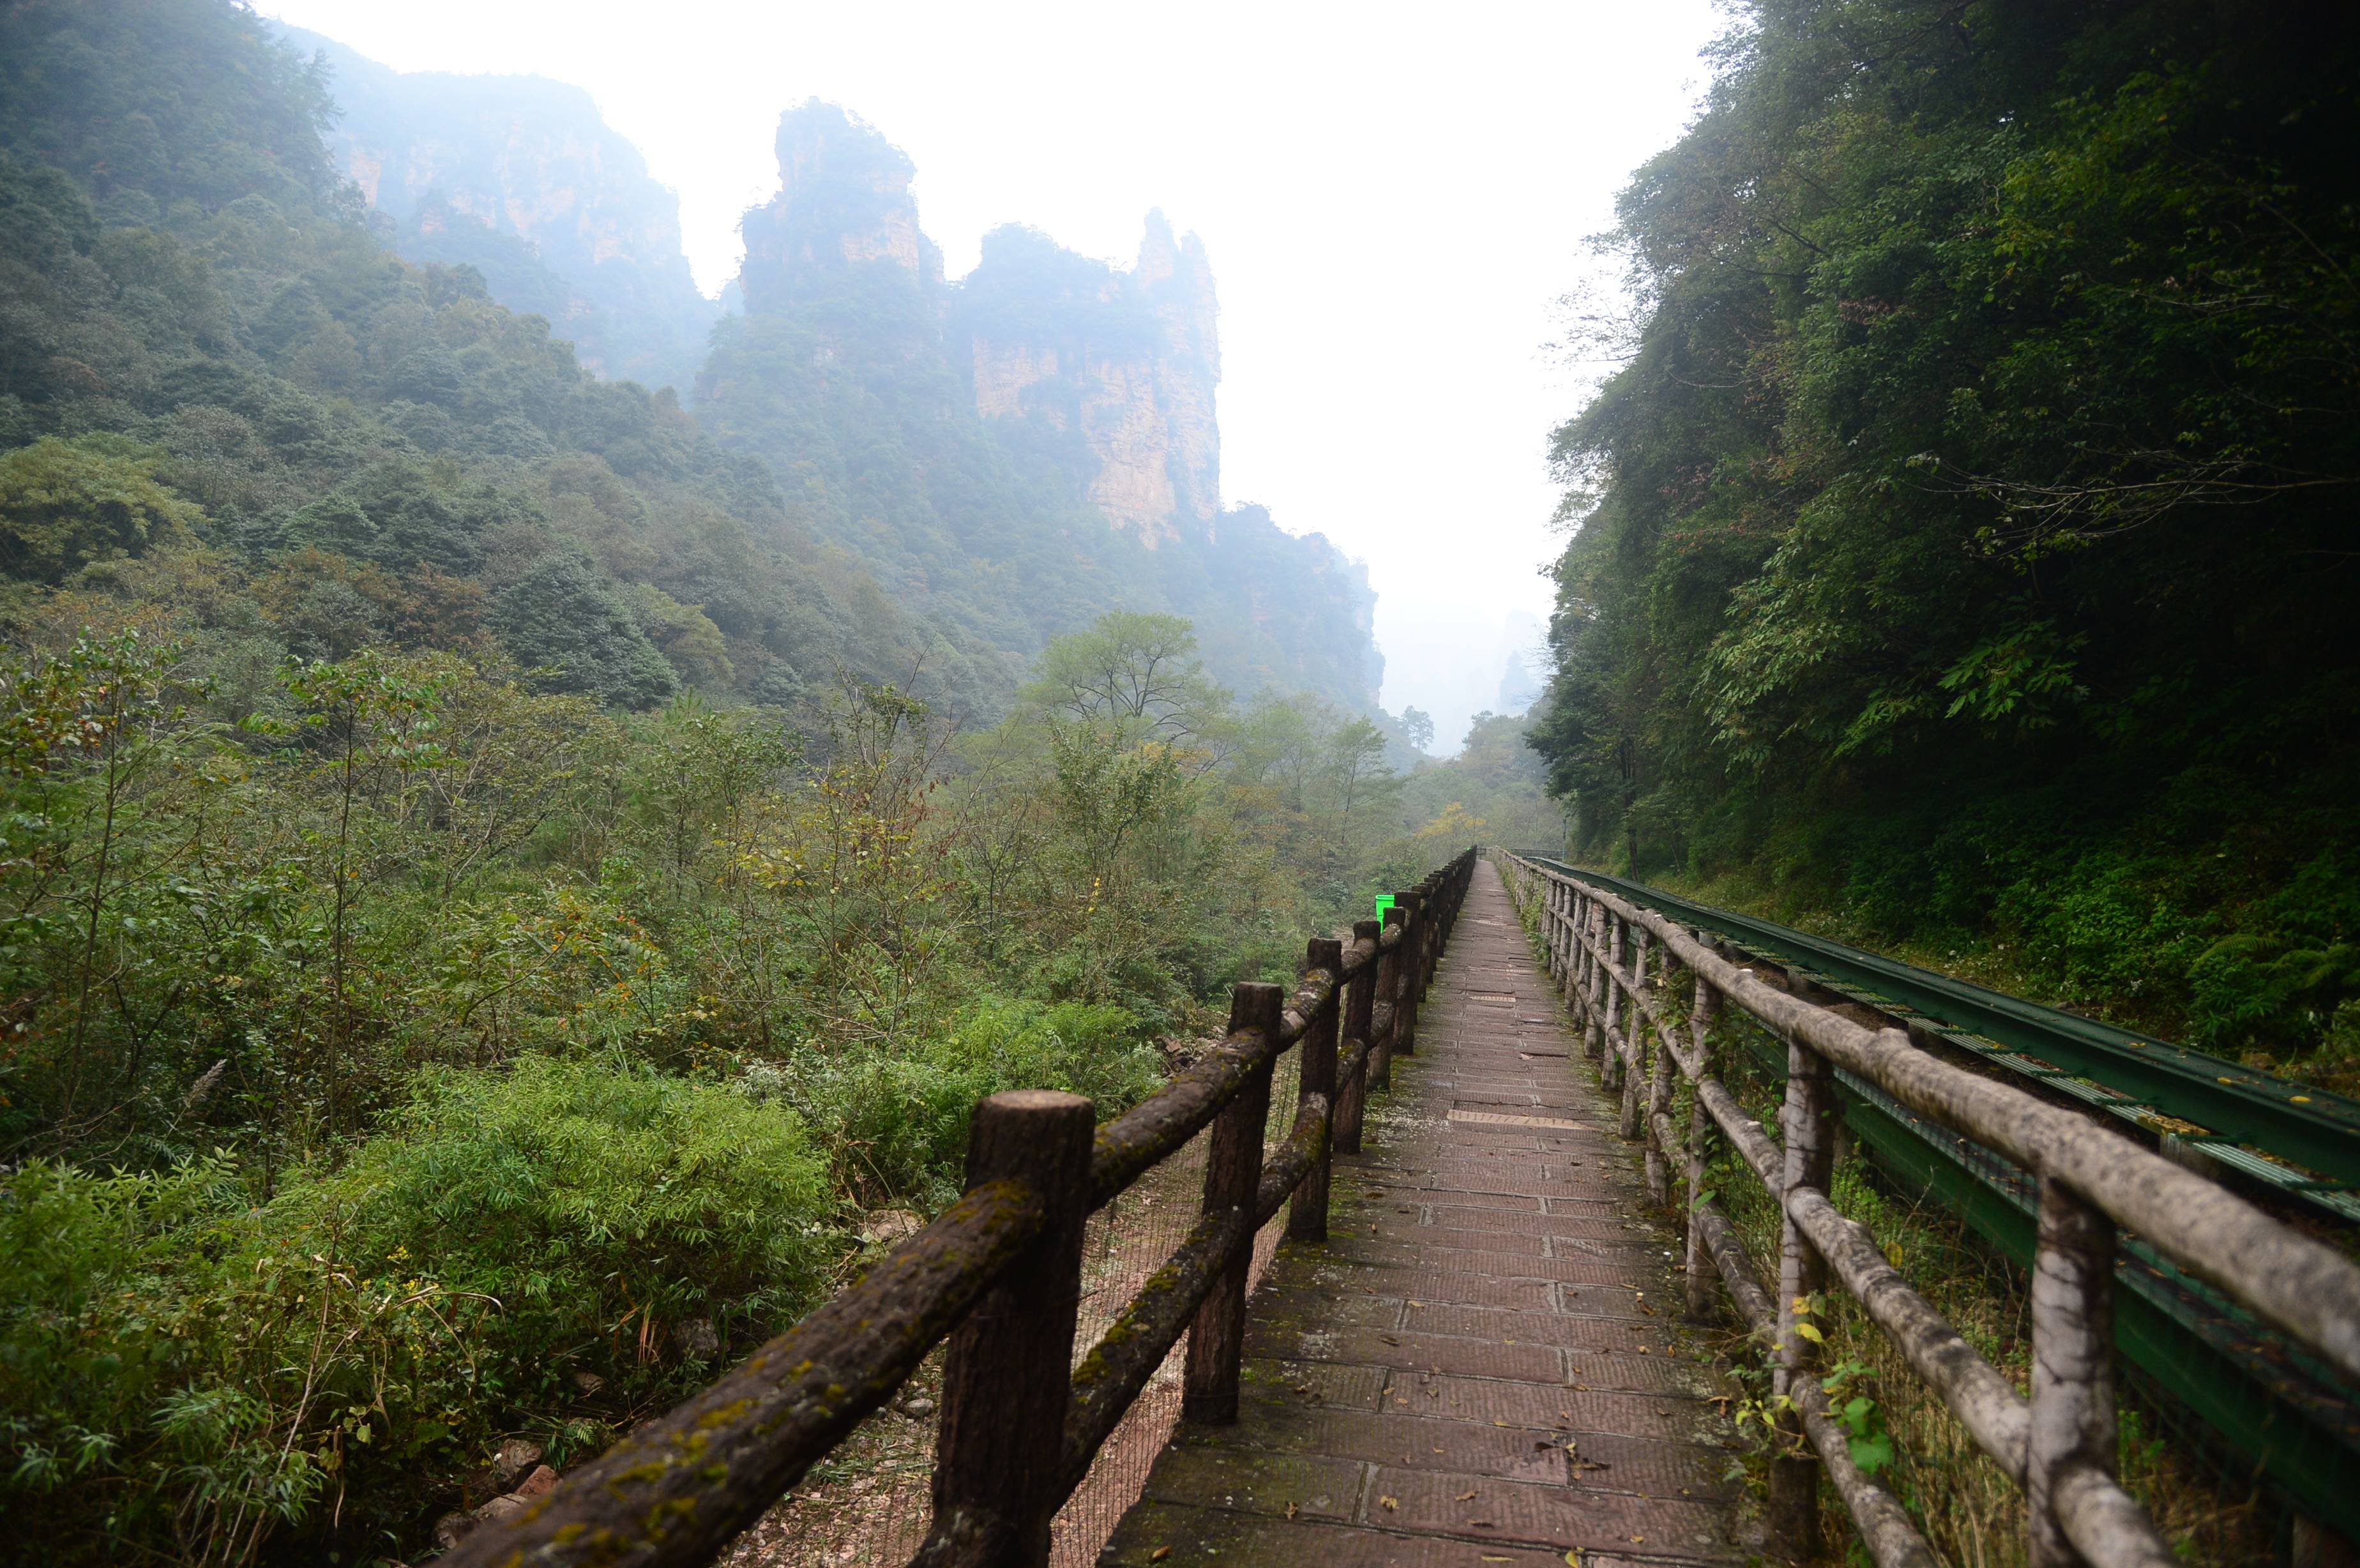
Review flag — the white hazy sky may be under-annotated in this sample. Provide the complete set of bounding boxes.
[267,0,1723,752]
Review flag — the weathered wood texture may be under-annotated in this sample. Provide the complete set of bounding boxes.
[439,1179,1045,1568]
[1289,939,1343,1242]
[918,1092,1098,1567]
[1499,852,2360,1568]
[1185,982,1285,1424]
[1099,858,1746,1565]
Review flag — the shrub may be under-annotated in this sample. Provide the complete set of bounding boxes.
[761,995,1164,1207]
[0,1057,838,1565]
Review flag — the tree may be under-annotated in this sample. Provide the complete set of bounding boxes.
[0,438,201,584]
[1018,611,1227,748]
[492,554,678,710]
[1399,707,1434,755]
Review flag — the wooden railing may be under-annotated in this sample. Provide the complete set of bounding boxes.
[448,848,1479,1568]
[1496,852,2360,1568]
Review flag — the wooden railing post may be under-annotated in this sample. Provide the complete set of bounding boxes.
[1645,958,1675,1203]
[1602,917,1627,1094]
[1290,938,1343,1242]
[1582,900,1607,1062]
[1551,880,1568,985]
[1426,870,1447,986]
[1684,977,1720,1322]
[1543,880,1561,979]
[921,1090,1096,1567]
[1770,1042,1836,1561]
[2028,1175,2119,1568]
[1396,891,1426,1058]
[1620,926,1649,1141]
[1335,919,1380,1154]
[1184,982,1282,1424]
[1375,903,1405,1088]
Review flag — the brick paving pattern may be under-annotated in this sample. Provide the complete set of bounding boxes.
[1100,859,1743,1567]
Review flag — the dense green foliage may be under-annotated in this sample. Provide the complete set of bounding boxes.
[0,3,1478,1557]
[0,0,949,715]
[1531,0,2360,1086]
[0,605,1462,1558]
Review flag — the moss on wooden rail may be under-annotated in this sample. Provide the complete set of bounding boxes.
[441,1178,1044,1568]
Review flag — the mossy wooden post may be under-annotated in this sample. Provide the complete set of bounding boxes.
[1574,890,1594,1016]
[1645,960,1675,1203]
[1684,977,1720,1321]
[1557,883,1574,986]
[1336,919,1380,1154]
[921,1090,1096,1567]
[1539,878,1554,970]
[1621,928,1649,1141]
[1421,871,1444,991]
[1373,903,1405,1089]
[1290,938,1343,1242]
[2028,1176,2118,1568]
[1184,981,1282,1424]
[1396,891,1426,1057]
[1582,900,1607,1062]
[1769,1042,1836,1561]
[1602,916,1627,1093]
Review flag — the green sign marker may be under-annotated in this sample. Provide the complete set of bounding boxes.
[1375,894,1396,923]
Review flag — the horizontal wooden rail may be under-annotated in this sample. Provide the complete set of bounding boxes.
[1496,851,2360,1568]
[441,1178,1043,1567]
[449,849,1478,1568]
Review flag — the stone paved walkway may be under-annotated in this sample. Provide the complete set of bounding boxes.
[1099,859,1742,1567]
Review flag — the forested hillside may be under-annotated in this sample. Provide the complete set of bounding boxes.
[1530,0,2360,1087]
[0,2,1493,1558]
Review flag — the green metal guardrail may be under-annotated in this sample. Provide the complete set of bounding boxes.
[1522,856,2360,1544]
[1529,857,2360,1213]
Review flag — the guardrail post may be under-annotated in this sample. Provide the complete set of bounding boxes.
[2028,1175,2118,1568]
[1336,919,1380,1154]
[1290,938,1343,1242]
[1375,903,1404,1088]
[1602,917,1627,1093]
[921,1090,1096,1567]
[1770,1042,1836,1561]
[1184,981,1282,1424]
[1552,881,1573,1002]
[1645,949,1675,1204]
[1422,872,1442,991]
[1550,878,1566,979]
[1582,900,1606,1062]
[1684,978,1719,1322]
[1396,891,1426,1057]
[1621,927,1649,1141]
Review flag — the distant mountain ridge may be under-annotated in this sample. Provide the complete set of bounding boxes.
[8,10,1386,721]
[709,100,1385,711]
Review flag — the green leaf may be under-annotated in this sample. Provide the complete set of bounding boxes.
[1847,1429,1895,1475]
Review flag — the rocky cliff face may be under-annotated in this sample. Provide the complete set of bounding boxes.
[733,108,1219,549]
[280,26,717,391]
[737,102,937,310]
[713,102,1382,714]
[962,213,1220,548]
